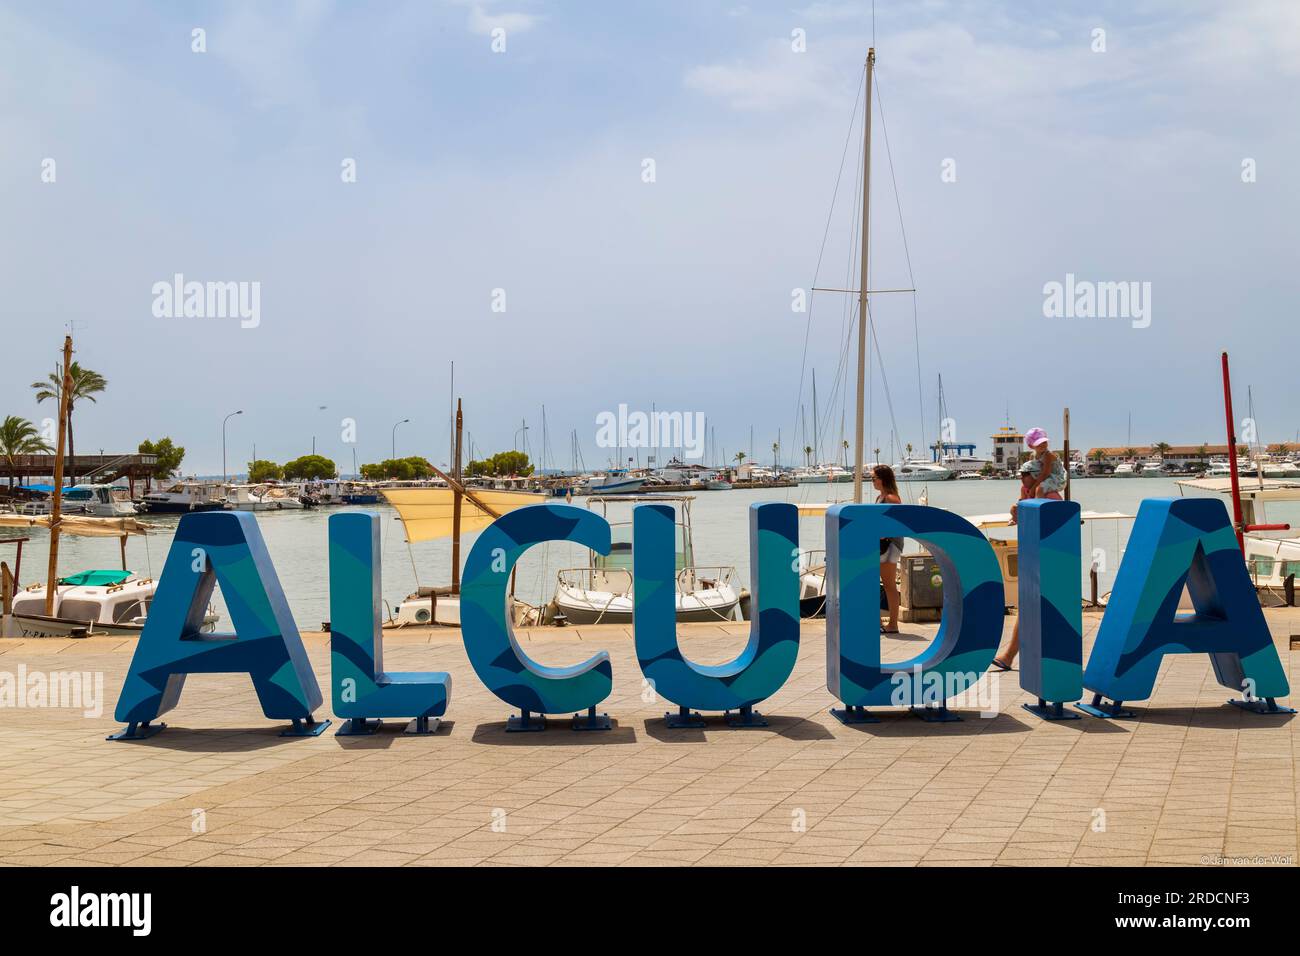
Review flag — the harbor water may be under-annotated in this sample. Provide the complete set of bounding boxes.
[4,478,1290,630]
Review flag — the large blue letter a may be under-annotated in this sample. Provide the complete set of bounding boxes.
[113,511,325,736]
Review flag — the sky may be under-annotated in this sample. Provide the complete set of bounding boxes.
[1,0,1297,476]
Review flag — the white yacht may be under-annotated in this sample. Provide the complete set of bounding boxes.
[939,454,992,475]
[795,464,854,484]
[893,460,954,482]
[1113,460,1141,478]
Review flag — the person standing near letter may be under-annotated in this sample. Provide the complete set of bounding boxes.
[993,427,1069,670]
[872,464,904,634]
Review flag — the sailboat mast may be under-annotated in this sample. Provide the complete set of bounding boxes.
[812,369,819,466]
[852,48,875,504]
[450,398,463,592]
[44,335,73,615]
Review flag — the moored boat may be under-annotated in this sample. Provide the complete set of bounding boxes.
[535,494,742,625]
[138,480,227,514]
[5,570,217,637]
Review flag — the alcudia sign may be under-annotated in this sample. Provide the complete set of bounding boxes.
[108,496,1291,740]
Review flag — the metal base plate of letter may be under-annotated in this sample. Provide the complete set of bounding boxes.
[1227,697,1296,715]
[506,712,547,732]
[404,716,442,734]
[336,718,384,736]
[664,707,707,728]
[829,705,880,725]
[1023,699,1081,721]
[281,716,331,737]
[107,721,167,741]
[724,706,768,728]
[1075,695,1137,719]
[571,708,612,731]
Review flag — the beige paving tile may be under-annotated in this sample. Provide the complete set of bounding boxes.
[1,612,1297,866]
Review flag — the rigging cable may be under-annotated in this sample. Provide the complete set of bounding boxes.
[792,65,865,467]
[873,71,928,462]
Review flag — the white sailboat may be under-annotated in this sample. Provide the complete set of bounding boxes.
[540,494,741,625]
[387,401,546,627]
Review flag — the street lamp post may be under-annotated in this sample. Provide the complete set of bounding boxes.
[514,424,529,452]
[312,404,327,456]
[222,410,243,483]
[392,418,410,459]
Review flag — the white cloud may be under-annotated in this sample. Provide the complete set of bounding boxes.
[795,3,869,22]
[466,2,539,36]
[684,42,841,111]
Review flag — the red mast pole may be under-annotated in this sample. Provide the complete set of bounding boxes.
[1221,352,1246,552]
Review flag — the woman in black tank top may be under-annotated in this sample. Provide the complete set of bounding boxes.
[872,464,903,634]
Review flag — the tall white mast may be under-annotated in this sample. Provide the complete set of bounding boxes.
[852,48,875,504]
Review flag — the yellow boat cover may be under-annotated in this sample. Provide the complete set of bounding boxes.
[381,487,545,543]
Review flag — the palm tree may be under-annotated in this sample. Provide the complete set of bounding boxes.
[1089,448,1105,475]
[841,439,849,468]
[1153,441,1171,460]
[733,451,746,465]
[1191,444,1210,473]
[803,445,813,467]
[771,441,780,470]
[32,361,108,484]
[0,416,53,490]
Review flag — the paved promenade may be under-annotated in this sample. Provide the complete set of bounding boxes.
[0,610,1296,866]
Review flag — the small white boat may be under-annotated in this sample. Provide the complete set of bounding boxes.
[4,569,219,637]
[62,484,138,517]
[1113,461,1141,477]
[393,586,462,627]
[583,471,644,495]
[225,483,305,511]
[138,480,227,514]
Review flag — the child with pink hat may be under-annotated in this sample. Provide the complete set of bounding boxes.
[992,426,1067,672]
[1022,426,1065,500]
